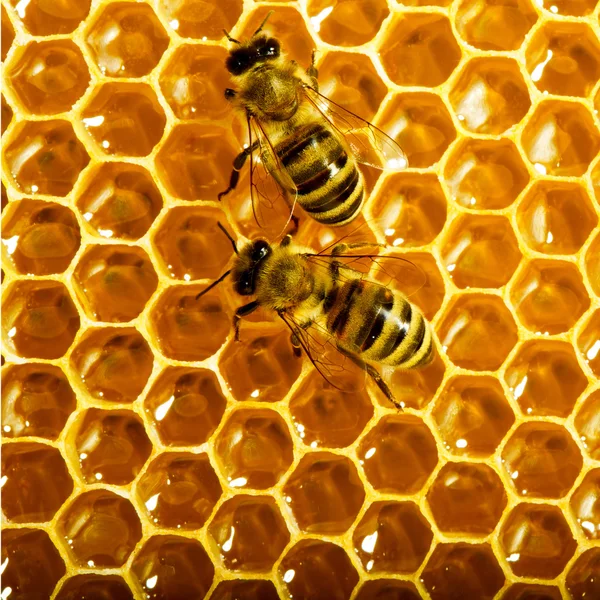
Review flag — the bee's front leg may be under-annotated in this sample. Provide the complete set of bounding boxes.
[218,139,260,201]
[233,301,260,341]
[307,50,319,91]
[331,241,386,255]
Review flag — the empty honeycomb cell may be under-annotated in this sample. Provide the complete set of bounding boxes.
[214,408,294,489]
[72,244,158,323]
[500,503,576,578]
[354,580,421,600]
[283,451,365,534]
[566,548,600,600]
[6,40,90,115]
[74,408,152,485]
[504,340,588,418]
[441,214,522,289]
[525,23,600,98]
[2,5,14,61]
[1,441,73,523]
[586,232,600,296]
[4,120,90,196]
[136,452,221,529]
[55,575,133,600]
[379,14,461,87]
[70,327,154,403]
[421,543,505,600]
[444,138,530,210]
[211,581,279,600]
[449,58,531,135]
[578,310,600,377]
[58,489,143,568]
[521,100,600,177]
[8,0,91,35]
[500,584,562,600]
[570,468,600,539]
[1,199,81,276]
[85,2,169,77]
[575,390,600,460]
[1,363,76,440]
[130,535,214,599]
[76,162,163,241]
[358,414,438,494]
[510,259,590,335]
[81,83,166,157]
[2,95,13,135]
[209,495,290,571]
[2,280,80,360]
[352,501,433,573]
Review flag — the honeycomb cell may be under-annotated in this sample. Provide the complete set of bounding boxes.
[566,549,600,600]
[570,469,600,540]
[55,575,134,600]
[500,503,576,578]
[500,584,562,600]
[283,452,365,534]
[4,120,90,196]
[421,543,505,600]
[575,390,600,460]
[354,581,421,600]
[81,83,166,157]
[6,40,90,115]
[85,2,169,77]
[358,415,438,494]
[526,23,600,98]
[1,363,76,439]
[211,580,280,600]
[2,5,14,61]
[130,535,214,599]
[521,100,600,177]
[1,199,81,275]
[215,408,293,489]
[352,501,433,573]
[9,0,91,35]
[379,14,461,87]
[74,408,152,485]
[538,0,598,13]
[587,232,600,296]
[510,259,590,335]
[450,58,531,135]
[501,422,583,498]
[578,310,600,378]
[279,540,359,600]
[2,94,13,135]
[72,244,158,322]
[437,294,518,371]
[136,452,222,529]
[441,214,522,289]
[444,138,530,210]
[2,280,80,360]
[2,442,73,523]
[70,328,154,403]
[76,162,163,241]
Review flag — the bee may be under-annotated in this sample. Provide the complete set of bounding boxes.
[197,224,433,408]
[218,12,408,229]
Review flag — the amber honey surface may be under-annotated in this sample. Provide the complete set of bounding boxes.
[1,0,599,598]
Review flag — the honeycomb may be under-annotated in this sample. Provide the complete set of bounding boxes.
[1,0,599,597]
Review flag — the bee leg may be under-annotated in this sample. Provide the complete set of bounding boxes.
[218,140,260,201]
[307,50,319,90]
[290,333,302,357]
[233,301,260,341]
[331,242,386,256]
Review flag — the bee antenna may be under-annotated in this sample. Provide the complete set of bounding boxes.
[253,10,274,36]
[223,29,240,44]
[218,222,238,255]
[196,269,232,301]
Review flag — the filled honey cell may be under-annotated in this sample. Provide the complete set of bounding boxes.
[570,468,600,540]
[575,390,600,460]
[578,309,600,377]
[55,575,134,600]
[587,231,600,296]
[1,94,13,135]
[566,549,600,600]
[8,0,91,35]
[502,584,562,600]
[211,580,280,600]
[2,5,15,62]
[354,580,421,600]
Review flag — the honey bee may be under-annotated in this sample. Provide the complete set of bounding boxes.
[218,12,408,229]
[197,224,433,408]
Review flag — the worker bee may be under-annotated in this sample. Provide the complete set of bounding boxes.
[218,12,408,230]
[197,224,433,408]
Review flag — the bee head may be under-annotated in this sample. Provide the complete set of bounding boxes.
[226,35,281,76]
[233,239,272,296]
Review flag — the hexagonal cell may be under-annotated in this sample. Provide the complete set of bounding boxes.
[521,100,600,176]
[427,462,507,535]
[74,408,152,485]
[72,244,158,323]
[76,162,163,241]
[575,390,600,460]
[131,535,214,598]
[587,232,600,296]
[570,468,600,540]
[1,199,81,275]
[4,120,90,196]
[55,575,134,600]
[215,408,293,489]
[450,58,531,135]
[6,40,90,115]
[70,327,154,403]
[437,294,518,371]
[498,584,562,600]
[455,0,538,51]
[441,214,522,289]
[136,452,222,529]
[526,23,600,98]
[279,540,359,600]
[566,549,600,600]
[354,580,421,600]
[2,441,73,522]
[379,14,461,87]
[352,501,432,574]
[85,2,169,77]
[2,280,80,360]
[283,452,365,534]
[8,0,91,34]
[2,6,15,61]
[211,580,279,600]
[357,414,438,494]
[501,422,583,498]
[1,528,66,599]
[539,0,597,13]
[510,259,590,335]
[2,94,13,135]
[500,503,576,578]
[81,83,166,157]
[422,543,505,600]
[444,138,529,210]
[578,310,600,377]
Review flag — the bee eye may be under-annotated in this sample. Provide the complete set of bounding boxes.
[264,39,280,57]
[226,53,249,75]
[236,273,253,296]
[251,240,270,262]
